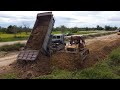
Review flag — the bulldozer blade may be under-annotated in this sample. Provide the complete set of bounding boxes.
[80,48,89,61]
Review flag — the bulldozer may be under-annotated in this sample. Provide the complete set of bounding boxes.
[17,12,89,63]
[64,35,89,60]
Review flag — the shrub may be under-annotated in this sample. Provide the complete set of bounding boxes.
[108,47,120,66]
[0,43,25,51]
[75,62,119,79]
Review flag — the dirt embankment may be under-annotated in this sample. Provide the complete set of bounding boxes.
[51,34,120,70]
[83,34,120,68]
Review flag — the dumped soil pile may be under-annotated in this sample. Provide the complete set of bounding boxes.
[51,52,83,70]
[12,53,51,79]
[83,39,120,68]
[51,38,120,71]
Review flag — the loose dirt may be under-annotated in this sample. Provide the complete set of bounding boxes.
[51,34,120,70]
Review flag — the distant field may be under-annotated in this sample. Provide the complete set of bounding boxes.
[0,32,30,42]
[52,30,114,35]
[51,30,98,34]
[0,31,116,42]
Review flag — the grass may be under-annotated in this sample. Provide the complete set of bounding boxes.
[0,32,30,42]
[0,43,25,51]
[0,72,18,79]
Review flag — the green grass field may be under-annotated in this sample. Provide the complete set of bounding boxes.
[0,31,115,42]
[0,43,25,51]
[0,32,30,42]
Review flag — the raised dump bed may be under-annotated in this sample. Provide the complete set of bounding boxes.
[17,12,55,61]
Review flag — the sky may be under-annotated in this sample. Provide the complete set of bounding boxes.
[0,11,120,28]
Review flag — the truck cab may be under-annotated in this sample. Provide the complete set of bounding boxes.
[51,34,65,44]
[48,34,66,52]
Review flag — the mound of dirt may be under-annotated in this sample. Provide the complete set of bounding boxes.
[12,53,51,79]
[51,38,120,71]
[51,52,83,71]
[83,39,120,68]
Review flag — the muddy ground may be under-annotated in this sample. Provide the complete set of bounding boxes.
[0,33,120,78]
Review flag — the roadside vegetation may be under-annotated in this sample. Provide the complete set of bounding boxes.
[0,43,25,51]
[0,72,18,79]
[0,32,30,42]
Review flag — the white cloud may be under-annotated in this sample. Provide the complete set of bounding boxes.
[0,11,120,28]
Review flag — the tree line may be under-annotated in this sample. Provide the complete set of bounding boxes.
[53,25,118,33]
[0,25,32,34]
[0,25,119,34]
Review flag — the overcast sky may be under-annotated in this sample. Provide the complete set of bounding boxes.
[0,11,120,28]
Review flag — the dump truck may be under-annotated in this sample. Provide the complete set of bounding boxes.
[17,12,55,61]
[17,12,89,62]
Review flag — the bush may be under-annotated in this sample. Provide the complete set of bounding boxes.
[75,61,119,79]
[0,43,25,51]
[108,47,120,66]
[35,69,74,79]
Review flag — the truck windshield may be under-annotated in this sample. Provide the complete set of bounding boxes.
[53,36,56,39]
[57,36,60,38]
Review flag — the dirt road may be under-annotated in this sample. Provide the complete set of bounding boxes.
[0,52,19,67]
[0,33,120,68]
[85,33,120,45]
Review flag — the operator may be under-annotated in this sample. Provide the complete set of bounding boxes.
[70,36,85,51]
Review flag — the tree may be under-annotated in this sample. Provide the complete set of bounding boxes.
[22,22,30,34]
[112,26,117,30]
[85,27,89,30]
[12,25,18,37]
[71,27,78,33]
[105,25,112,31]
[6,25,18,38]
[60,25,67,34]
[7,25,14,34]
[96,25,104,30]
